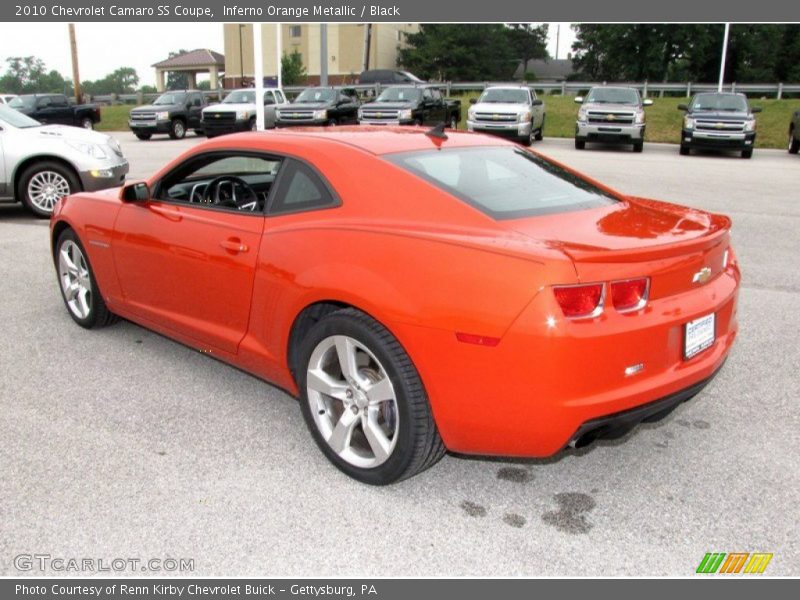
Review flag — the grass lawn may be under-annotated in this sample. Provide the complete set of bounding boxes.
[452,92,798,149]
[97,96,798,150]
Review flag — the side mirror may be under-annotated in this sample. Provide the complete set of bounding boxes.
[751,106,762,113]
[532,99,543,106]
[677,103,689,111]
[574,96,584,104]
[120,181,150,202]
[643,98,653,106]
[469,98,477,105]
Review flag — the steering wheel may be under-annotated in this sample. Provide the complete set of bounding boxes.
[202,175,259,211]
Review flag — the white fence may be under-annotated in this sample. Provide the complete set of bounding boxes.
[92,81,800,105]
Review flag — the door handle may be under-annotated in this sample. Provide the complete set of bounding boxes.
[220,238,249,253]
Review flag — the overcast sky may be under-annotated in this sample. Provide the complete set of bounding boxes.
[0,23,576,87]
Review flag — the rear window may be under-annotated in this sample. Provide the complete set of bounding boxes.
[387,147,618,220]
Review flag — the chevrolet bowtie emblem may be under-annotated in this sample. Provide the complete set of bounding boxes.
[606,114,616,121]
[692,267,712,284]
[493,114,499,120]
[715,122,725,129]
[376,112,382,118]
[214,114,220,118]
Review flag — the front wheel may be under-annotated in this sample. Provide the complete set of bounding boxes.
[18,160,79,218]
[297,308,445,485]
[741,148,753,159]
[680,145,690,156]
[633,141,644,153]
[55,229,118,329]
[789,128,799,154]
[168,119,186,139]
[134,132,152,141]
[449,115,458,130]
[80,117,94,130]
[575,138,586,150]
[534,116,545,141]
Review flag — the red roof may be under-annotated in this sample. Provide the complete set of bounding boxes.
[152,49,224,68]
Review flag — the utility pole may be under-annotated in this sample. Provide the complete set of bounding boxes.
[68,24,82,103]
[363,24,372,72]
[320,24,328,86]
[718,23,730,92]
[238,24,245,85]
[555,24,560,60]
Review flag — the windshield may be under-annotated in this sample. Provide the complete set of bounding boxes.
[478,89,529,104]
[294,88,336,103]
[376,87,421,103]
[586,88,640,105]
[8,96,35,109]
[0,104,41,128]
[387,147,617,220]
[153,93,186,105]
[223,90,256,104]
[691,94,748,112]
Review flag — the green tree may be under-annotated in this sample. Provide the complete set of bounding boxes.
[506,24,549,78]
[82,67,140,95]
[281,50,307,85]
[399,25,517,81]
[0,56,72,94]
[165,50,189,90]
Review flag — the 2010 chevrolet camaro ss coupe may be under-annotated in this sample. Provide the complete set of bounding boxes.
[50,127,740,484]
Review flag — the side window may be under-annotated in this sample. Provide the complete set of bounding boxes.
[264,92,275,105]
[431,89,442,101]
[269,160,339,215]
[275,90,285,104]
[51,95,68,107]
[422,89,433,101]
[37,97,50,108]
[192,94,202,107]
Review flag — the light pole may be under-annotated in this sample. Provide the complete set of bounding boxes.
[718,23,730,93]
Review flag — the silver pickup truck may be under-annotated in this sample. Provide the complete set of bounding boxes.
[466,85,545,145]
[574,86,652,152]
[0,105,128,217]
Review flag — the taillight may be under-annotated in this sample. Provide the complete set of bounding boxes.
[610,277,649,312]
[553,283,604,318]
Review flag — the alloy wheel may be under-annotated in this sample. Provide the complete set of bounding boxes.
[306,335,399,468]
[27,170,71,213]
[58,240,93,320]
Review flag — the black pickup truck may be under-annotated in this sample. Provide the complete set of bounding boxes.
[128,90,207,140]
[358,85,461,129]
[8,94,101,129]
[679,92,761,158]
[789,109,800,155]
[276,87,360,127]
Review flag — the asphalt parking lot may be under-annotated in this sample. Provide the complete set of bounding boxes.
[1,132,798,576]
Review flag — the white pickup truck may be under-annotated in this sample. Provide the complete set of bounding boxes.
[201,88,289,138]
[466,85,545,145]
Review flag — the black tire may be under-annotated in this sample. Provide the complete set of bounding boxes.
[449,115,458,130]
[80,117,94,130]
[194,129,205,137]
[249,118,257,131]
[134,133,152,141]
[633,141,644,153]
[575,138,586,150]
[296,308,445,485]
[54,228,118,329]
[680,145,690,156]
[326,118,338,127]
[17,160,80,218]
[168,118,186,139]
[205,131,217,139]
[741,148,753,159]
[788,127,799,154]
[534,116,545,141]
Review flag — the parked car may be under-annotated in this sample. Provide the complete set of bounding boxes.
[9,93,101,129]
[50,126,739,484]
[0,94,18,105]
[679,92,761,159]
[466,85,545,145]
[128,90,206,140]
[202,88,288,137]
[358,85,461,128]
[358,69,424,85]
[0,105,127,217]
[276,87,360,127]
[787,108,799,154]
[574,86,652,152]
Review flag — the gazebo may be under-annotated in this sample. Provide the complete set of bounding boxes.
[152,49,225,91]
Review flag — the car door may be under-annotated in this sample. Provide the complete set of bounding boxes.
[431,88,447,123]
[263,91,277,127]
[187,93,203,128]
[49,96,73,125]
[111,152,278,354]
[530,90,545,129]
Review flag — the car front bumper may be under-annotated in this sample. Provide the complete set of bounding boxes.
[78,159,129,192]
[467,120,531,137]
[202,120,251,135]
[682,129,756,150]
[358,118,416,126]
[576,121,645,142]
[277,119,328,127]
[389,260,740,458]
[128,120,172,134]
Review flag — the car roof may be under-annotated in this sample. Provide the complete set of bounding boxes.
[229,126,512,156]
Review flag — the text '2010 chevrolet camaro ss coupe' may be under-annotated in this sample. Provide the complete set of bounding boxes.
[50,127,740,484]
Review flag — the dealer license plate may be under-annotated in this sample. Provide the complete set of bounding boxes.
[684,313,715,359]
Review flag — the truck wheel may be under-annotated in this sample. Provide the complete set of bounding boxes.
[134,133,151,141]
[326,118,339,126]
[741,148,753,159]
[575,139,586,150]
[249,118,258,131]
[680,145,690,156]
[534,117,545,141]
[168,119,186,140]
[633,141,644,153]
[80,117,94,130]
[789,127,799,154]
[17,160,80,218]
[194,129,205,137]
[449,115,458,130]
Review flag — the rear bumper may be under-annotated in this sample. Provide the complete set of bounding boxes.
[577,121,645,142]
[389,263,740,458]
[682,129,755,150]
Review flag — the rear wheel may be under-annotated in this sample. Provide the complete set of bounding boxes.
[789,127,799,154]
[168,119,186,139]
[55,229,118,329]
[575,138,586,150]
[297,308,445,485]
[18,160,79,218]
[741,148,753,159]
[134,132,151,141]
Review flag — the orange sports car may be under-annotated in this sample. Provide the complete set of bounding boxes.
[50,126,740,484]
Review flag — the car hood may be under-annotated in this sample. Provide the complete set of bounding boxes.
[687,109,751,120]
[203,103,254,112]
[131,104,177,112]
[34,124,114,145]
[472,102,527,113]
[582,102,641,112]
[363,102,415,110]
